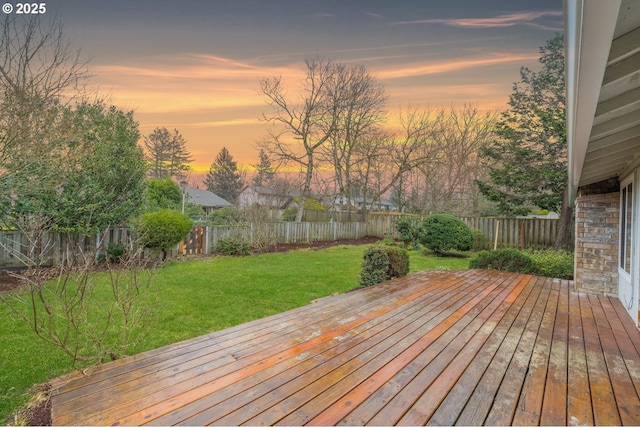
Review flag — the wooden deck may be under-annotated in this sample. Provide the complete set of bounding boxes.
[49,269,640,426]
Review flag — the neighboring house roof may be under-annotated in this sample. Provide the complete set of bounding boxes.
[566,0,640,201]
[184,188,232,208]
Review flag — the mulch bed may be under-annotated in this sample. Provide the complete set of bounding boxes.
[1,236,381,426]
[263,236,380,253]
[0,269,24,293]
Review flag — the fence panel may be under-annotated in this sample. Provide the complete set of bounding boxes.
[460,217,558,250]
[304,210,365,223]
[366,214,558,250]
[1,215,559,267]
[206,221,369,252]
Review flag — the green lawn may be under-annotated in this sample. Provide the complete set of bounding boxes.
[0,244,469,422]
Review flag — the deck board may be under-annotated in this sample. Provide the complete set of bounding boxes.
[50,269,640,426]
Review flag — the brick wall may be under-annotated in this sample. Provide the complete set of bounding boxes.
[574,191,619,296]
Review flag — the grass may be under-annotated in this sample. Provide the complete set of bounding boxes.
[0,243,469,422]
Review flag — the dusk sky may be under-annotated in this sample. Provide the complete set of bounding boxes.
[43,0,563,173]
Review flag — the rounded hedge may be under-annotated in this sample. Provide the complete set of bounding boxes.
[469,249,535,274]
[419,214,473,256]
[360,243,410,287]
[469,248,574,279]
[136,209,193,255]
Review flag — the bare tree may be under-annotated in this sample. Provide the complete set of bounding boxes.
[352,108,439,216]
[320,64,387,218]
[259,57,344,222]
[0,218,155,367]
[0,14,90,223]
[418,105,498,215]
[0,14,89,159]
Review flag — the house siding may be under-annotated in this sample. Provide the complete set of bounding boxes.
[574,191,619,297]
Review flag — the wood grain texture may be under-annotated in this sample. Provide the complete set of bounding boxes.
[49,269,640,426]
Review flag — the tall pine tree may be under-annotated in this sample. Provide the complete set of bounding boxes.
[204,147,243,203]
[143,127,193,179]
[252,149,276,187]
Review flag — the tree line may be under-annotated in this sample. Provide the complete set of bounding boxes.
[1,12,568,248]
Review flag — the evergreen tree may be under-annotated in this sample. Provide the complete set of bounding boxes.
[143,127,193,179]
[204,147,244,203]
[252,149,276,187]
[476,33,572,249]
[477,33,566,216]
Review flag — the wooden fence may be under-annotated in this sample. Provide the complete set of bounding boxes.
[367,213,558,251]
[205,221,369,253]
[0,228,134,268]
[0,215,559,267]
[303,210,365,223]
[0,222,369,266]
[460,217,558,251]
[367,212,408,239]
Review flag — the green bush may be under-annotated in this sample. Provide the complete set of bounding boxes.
[209,206,241,225]
[469,249,534,274]
[471,228,491,252]
[528,250,574,279]
[136,209,193,259]
[469,248,574,279]
[420,214,473,256]
[360,244,410,287]
[395,215,422,249]
[377,238,400,247]
[106,242,126,262]
[282,207,297,222]
[386,245,410,278]
[215,234,251,256]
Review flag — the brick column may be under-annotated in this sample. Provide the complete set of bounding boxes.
[574,191,619,296]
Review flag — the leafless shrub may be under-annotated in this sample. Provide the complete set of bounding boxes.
[0,217,155,368]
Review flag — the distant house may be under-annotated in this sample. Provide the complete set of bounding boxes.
[184,188,232,215]
[565,0,640,325]
[332,195,397,213]
[238,185,299,210]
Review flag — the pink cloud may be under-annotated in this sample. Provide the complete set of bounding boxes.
[393,11,563,29]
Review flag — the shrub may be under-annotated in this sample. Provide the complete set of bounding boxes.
[136,209,193,259]
[469,249,534,274]
[282,207,297,222]
[106,242,126,262]
[209,206,241,225]
[360,244,410,287]
[395,215,422,249]
[528,250,574,279]
[377,238,400,247]
[386,245,410,278]
[471,228,492,252]
[215,234,251,256]
[420,214,473,256]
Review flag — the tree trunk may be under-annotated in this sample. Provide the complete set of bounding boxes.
[296,151,314,223]
[553,184,574,251]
